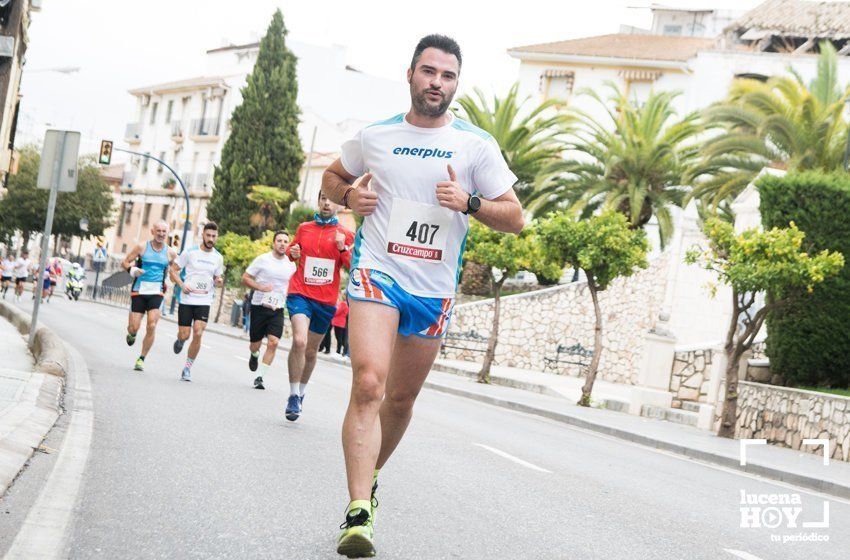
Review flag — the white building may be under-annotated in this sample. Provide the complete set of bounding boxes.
[508,0,850,347]
[113,40,409,254]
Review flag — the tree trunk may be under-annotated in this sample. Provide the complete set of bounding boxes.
[579,278,603,407]
[20,231,30,254]
[717,288,743,438]
[460,262,492,296]
[478,276,503,384]
[214,282,227,323]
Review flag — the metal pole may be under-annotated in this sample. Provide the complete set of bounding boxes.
[113,148,190,253]
[29,132,65,346]
[92,261,102,299]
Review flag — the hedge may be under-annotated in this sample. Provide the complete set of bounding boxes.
[758,171,850,388]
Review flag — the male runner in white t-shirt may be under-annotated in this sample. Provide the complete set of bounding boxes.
[1,253,13,299]
[13,251,33,302]
[322,34,524,557]
[169,222,225,382]
[241,230,297,390]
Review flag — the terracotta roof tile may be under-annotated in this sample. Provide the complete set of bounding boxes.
[728,0,850,39]
[508,33,715,63]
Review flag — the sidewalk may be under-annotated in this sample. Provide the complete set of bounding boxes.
[88,297,850,498]
[0,310,64,497]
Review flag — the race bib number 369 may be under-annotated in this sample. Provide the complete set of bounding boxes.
[386,198,453,263]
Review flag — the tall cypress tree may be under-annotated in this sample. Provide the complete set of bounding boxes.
[207,9,303,238]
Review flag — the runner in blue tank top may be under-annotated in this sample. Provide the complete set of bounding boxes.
[121,220,177,371]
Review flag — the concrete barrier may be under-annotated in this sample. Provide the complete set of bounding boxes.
[0,302,68,377]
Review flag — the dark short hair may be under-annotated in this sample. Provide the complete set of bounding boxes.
[203,221,218,232]
[410,34,462,72]
[273,230,289,242]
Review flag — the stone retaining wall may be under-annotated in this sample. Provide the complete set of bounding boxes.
[443,257,668,385]
[736,381,850,462]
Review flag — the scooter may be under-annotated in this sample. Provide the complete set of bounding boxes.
[65,274,85,301]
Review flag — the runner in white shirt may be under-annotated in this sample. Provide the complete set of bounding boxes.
[1,254,13,299]
[321,35,524,557]
[241,230,297,390]
[13,251,33,302]
[169,222,225,382]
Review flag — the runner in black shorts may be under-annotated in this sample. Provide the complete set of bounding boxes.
[169,222,225,382]
[122,221,177,371]
[241,231,296,390]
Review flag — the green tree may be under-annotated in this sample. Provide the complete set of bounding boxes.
[286,203,315,232]
[539,210,649,406]
[759,171,850,388]
[534,83,702,247]
[247,185,292,231]
[207,9,304,238]
[685,218,843,438]
[464,221,561,383]
[691,42,849,206]
[0,146,114,250]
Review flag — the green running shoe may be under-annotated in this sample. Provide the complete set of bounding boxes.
[337,500,375,558]
[133,357,144,371]
[126,331,137,346]
[370,475,379,523]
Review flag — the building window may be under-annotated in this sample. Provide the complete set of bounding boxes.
[157,151,166,173]
[150,102,158,125]
[124,203,133,224]
[161,204,169,221]
[165,100,174,124]
[663,25,682,36]
[142,152,150,173]
[142,203,152,225]
[121,243,127,253]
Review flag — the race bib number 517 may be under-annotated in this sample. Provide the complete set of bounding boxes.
[386,198,453,263]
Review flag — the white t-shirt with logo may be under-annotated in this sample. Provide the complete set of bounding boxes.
[245,252,296,309]
[340,112,517,298]
[13,258,31,278]
[175,246,225,306]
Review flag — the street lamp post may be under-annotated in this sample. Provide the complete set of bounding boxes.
[112,148,190,254]
[844,98,850,171]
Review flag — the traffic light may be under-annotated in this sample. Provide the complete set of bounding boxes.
[99,140,113,165]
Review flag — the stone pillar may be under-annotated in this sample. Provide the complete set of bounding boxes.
[629,321,676,415]
[698,347,726,430]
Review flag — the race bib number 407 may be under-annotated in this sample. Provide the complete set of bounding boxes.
[386,198,453,263]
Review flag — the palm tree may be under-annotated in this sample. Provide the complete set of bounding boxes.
[690,42,849,206]
[247,185,291,232]
[454,84,572,294]
[532,83,702,247]
[453,83,573,206]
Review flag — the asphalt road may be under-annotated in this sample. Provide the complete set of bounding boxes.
[1,295,847,559]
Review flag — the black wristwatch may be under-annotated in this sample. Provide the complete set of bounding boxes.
[464,194,481,215]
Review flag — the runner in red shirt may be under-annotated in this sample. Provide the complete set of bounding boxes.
[283,192,355,421]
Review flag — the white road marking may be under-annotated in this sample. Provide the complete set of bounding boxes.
[474,443,552,474]
[5,345,94,559]
[234,356,248,362]
[436,392,850,505]
[724,549,765,560]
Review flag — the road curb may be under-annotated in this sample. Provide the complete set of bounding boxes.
[0,302,69,377]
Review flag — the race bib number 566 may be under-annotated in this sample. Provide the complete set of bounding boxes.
[386,198,453,263]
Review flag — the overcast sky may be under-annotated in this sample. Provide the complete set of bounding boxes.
[18,0,763,156]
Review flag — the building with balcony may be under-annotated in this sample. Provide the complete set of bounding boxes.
[114,39,408,255]
[0,0,40,189]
